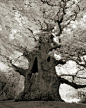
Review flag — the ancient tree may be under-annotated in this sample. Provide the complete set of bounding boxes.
[10,0,86,101]
[1,0,86,101]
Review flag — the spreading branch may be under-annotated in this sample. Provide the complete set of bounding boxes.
[59,77,86,89]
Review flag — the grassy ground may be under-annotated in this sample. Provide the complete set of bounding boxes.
[0,101,86,108]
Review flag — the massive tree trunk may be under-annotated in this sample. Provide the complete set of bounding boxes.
[15,41,64,101]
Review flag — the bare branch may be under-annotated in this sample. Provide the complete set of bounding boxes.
[59,77,86,89]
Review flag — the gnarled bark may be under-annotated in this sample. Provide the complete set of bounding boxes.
[15,39,64,101]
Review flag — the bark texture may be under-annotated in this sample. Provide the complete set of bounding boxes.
[15,36,64,101]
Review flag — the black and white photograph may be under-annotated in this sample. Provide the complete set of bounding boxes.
[0,0,86,107]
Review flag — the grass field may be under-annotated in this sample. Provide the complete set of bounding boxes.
[0,101,86,108]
